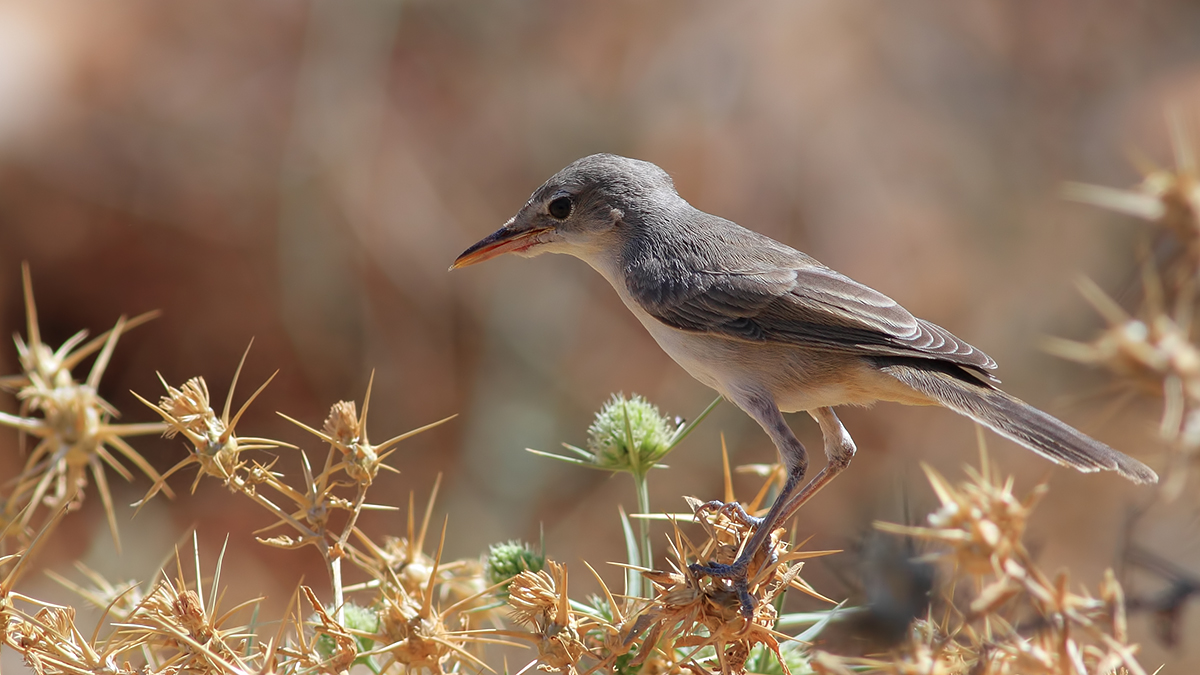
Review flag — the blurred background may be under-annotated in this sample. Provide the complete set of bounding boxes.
[2,0,1199,668]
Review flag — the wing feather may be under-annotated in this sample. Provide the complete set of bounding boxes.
[624,220,997,374]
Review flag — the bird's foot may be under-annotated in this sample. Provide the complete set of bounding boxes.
[696,500,764,528]
[689,542,780,580]
[689,559,756,618]
[692,501,781,618]
[732,578,754,619]
[689,558,748,579]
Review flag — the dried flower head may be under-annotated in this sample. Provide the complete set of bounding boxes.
[134,346,280,502]
[0,264,166,550]
[370,560,490,675]
[1056,112,1200,498]
[323,399,382,483]
[901,463,1042,577]
[1063,111,1200,271]
[872,456,1149,675]
[113,539,258,674]
[507,562,589,674]
[281,372,455,487]
[157,377,243,479]
[610,500,836,675]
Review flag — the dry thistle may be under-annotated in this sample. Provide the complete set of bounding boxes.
[280,372,454,488]
[6,602,136,675]
[133,342,281,502]
[272,373,456,617]
[3,532,259,675]
[113,538,260,674]
[45,562,145,624]
[277,372,456,566]
[356,520,503,675]
[346,476,493,630]
[0,263,525,675]
[1044,272,1200,498]
[1055,111,1200,497]
[878,462,1042,583]
[868,454,1148,675]
[504,562,590,675]
[614,500,833,675]
[1064,110,1200,282]
[0,507,124,675]
[0,264,166,551]
[348,476,445,598]
[139,353,459,630]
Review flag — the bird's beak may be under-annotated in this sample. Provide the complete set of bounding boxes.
[450,222,552,270]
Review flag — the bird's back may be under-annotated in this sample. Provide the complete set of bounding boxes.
[618,203,997,377]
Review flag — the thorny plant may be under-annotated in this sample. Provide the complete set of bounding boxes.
[134,347,455,620]
[1045,110,1200,648]
[0,267,503,674]
[0,265,846,675]
[528,393,720,599]
[1055,110,1200,499]
[5,102,1192,675]
[0,264,167,553]
[806,448,1147,675]
[492,432,840,675]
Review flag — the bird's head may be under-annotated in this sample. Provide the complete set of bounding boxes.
[451,153,681,269]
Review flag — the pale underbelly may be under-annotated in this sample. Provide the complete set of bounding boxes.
[638,315,936,412]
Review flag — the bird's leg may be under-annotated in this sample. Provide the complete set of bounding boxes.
[769,406,857,528]
[690,404,855,618]
[690,392,808,614]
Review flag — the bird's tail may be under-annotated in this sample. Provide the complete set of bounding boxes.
[877,359,1158,485]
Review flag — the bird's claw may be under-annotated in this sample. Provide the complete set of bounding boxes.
[689,560,756,618]
[692,501,778,618]
[697,500,764,528]
[689,559,747,579]
[734,578,754,619]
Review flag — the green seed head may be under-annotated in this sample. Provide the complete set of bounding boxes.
[486,540,546,589]
[313,602,378,667]
[586,393,674,473]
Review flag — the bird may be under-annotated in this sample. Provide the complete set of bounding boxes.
[451,153,1157,615]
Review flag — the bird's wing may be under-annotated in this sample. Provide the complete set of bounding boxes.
[626,238,997,373]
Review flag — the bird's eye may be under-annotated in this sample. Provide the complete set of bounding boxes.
[548,196,573,220]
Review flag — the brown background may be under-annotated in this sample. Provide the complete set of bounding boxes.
[1,0,1198,670]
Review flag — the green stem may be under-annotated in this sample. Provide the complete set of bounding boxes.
[667,396,722,449]
[633,470,652,594]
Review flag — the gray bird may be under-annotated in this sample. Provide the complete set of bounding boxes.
[452,153,1157,613]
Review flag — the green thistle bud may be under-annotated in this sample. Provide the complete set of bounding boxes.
[486,540,545,589]
[586,393,675,474]
[313,602,378,667]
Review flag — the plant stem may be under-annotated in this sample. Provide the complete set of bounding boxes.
[330,555,344,623]
[633,470,652,592]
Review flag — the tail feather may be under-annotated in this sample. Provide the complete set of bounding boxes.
[878,359,1158,485]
